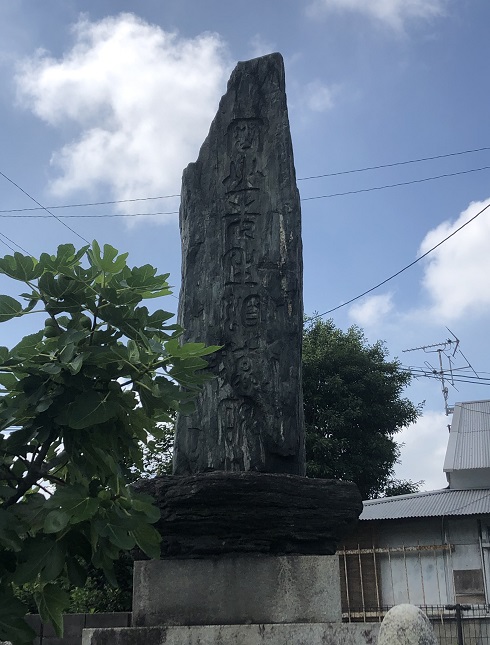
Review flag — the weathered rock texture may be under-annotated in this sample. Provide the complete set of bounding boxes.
[378,605,438,645]
[173,53,304,476]
[133,472,362,557]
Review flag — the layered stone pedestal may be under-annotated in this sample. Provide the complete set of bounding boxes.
[83,555,379,645]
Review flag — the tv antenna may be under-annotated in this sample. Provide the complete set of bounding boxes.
[402,328,477,416]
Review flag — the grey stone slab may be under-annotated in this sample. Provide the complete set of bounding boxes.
[83,623,380,645]
[133,555,341,627]
[174,52,304,476]
[84,614,132,629]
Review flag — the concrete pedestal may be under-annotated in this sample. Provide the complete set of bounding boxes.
[133,555,341,626]
[83,623,380,645]
[84,555,371,645]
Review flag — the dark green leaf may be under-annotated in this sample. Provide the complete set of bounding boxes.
[0,592,35,645]
[60,391,117,429]
[43,510,70,534]
[35,583,69,637]
[132,522,161,559]
[0,295,22,322]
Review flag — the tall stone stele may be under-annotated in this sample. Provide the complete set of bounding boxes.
[173,53,305,476]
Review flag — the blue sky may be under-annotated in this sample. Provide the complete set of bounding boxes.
[1,0,490,491]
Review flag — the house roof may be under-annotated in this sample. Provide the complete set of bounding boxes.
[444,400,490,473]
[360,487,490,521]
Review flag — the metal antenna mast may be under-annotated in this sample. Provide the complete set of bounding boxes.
[403,329,461,416]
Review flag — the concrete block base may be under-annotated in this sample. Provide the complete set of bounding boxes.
[83,623,380,645]
[133,555,341,626]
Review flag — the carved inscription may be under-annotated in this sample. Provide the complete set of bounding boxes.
[174,54,304,476]
[220,118,266,419]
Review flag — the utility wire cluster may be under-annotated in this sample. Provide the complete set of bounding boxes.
[0,144,489,316]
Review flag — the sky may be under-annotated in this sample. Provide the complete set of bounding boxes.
[0,0,489,493]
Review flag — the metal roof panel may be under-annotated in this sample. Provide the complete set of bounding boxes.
[360,488,490,521]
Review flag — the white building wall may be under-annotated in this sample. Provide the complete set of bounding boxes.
[374,517,484,606]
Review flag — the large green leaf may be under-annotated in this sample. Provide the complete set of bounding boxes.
[10,331,44,359]
[35,584,69,637]
[43,510,70,534]
[132,522,161,559]
[59,391,117,429]
[0,295,22,322]
[0,592,36,645]
[0,252,42,282]
[13,537,65,585]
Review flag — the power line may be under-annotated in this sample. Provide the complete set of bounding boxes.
[301,166,490,201]
[0,194,181,213]
[0,170,89,243]
[0,232,32,256]
[0,210,179,219]
[2,165,489,219]
[1,146,489,214]
[313,200,490,318]
[298,146,490,181]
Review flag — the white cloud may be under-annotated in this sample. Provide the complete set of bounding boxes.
[395,409,449,491]
[349,292,394,327]
[419,198,490,321]
[304,80,337,112]
[248,34,276,59]
[15,13,231,222]
[307,0,447,32]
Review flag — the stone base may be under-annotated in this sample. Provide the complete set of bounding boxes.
[133,472,362,557]
[83,623,380,645]
[132,555,341,627]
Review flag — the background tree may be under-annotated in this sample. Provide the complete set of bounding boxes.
[303,318,422,500]
[0,243,217,644]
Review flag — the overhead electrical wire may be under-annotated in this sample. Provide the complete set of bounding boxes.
[0,165,489,219]
[311,200,490,318]
[0,145,489,215]
[300,166,490,202]
[297,145,490,181]
[0,170,89,243]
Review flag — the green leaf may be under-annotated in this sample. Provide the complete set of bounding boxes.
[35,583,69,637]
[87,241,129,274]
[0,592,36,645]
[0,252,41,282]
[131,496,160,523]
[10,331,44,359]
[43,510,70,534]
[0,346,9,362]
[0,295,22,322]
[132,522,161,559]
[66,556,87,587]
[13,538,65,585]
[0,372,18,389]
[60,391,117,429]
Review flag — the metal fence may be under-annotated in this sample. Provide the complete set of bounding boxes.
[343,605,490,645]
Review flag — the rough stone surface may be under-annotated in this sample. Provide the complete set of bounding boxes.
[132,555,341,626]
[133,472,362,557]
[378,605,438,645]
[174,52,304,476]
[83,623,380,645]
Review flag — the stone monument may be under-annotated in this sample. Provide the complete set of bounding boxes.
[173,52,304,477]
[84,53,369,645]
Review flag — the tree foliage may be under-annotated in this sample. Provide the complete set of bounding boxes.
[303,318,422,500]
[0,242,217,644]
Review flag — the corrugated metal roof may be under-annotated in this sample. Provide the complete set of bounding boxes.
[360,488,490,521]
[444,400,490,472]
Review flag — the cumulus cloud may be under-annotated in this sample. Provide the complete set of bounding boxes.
[419,198,490,321]
[395,409,449,491]
[349,292,394,327]
[15,13,231,222]
[307,0,447,32]
[304,80,337,112]
[249,34,276,59]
